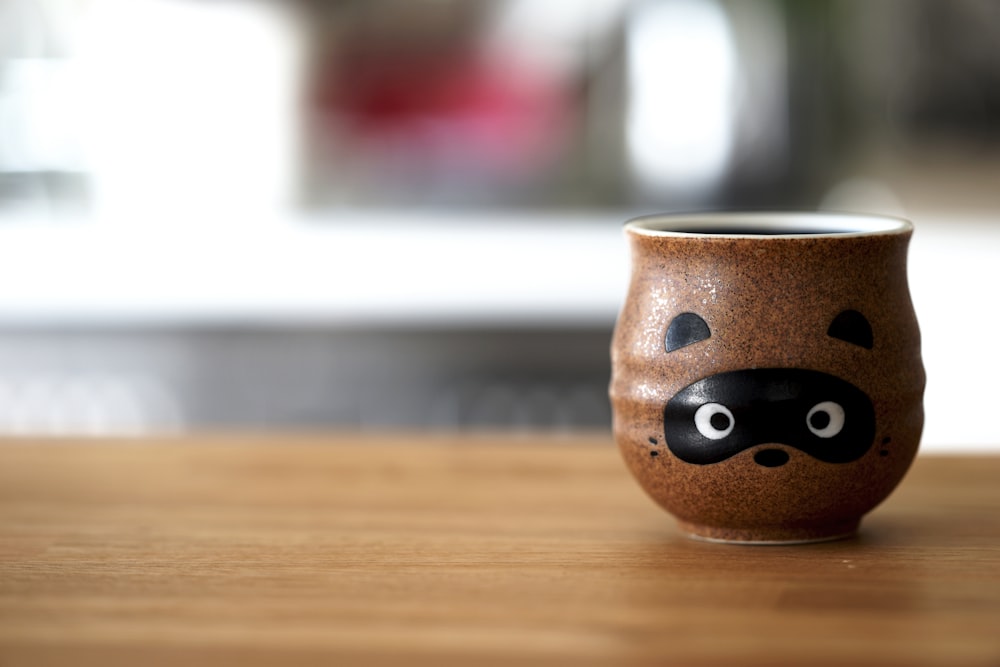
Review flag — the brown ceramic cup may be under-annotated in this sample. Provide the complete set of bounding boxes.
[609,212,925,544]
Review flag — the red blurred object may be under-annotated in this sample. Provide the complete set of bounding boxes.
[316,48,573,172]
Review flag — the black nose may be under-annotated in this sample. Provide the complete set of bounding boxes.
[753,449,790,467]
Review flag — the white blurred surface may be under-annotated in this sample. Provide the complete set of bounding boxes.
[0,210,624,325]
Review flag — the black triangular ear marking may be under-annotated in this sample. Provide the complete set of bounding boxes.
[828,309,873,349]
[666,312,711,352]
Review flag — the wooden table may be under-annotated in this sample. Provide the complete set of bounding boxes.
[1,433,998,666]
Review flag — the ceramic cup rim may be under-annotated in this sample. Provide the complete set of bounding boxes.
[624,211,913,239]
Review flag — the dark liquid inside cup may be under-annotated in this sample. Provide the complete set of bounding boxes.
[668,227,858,235]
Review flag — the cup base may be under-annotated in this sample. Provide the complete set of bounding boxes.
[677,519,860,545]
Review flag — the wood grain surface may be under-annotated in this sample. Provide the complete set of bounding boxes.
[1,433,998,666]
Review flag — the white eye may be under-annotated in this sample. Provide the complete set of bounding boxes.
[807,401,845,438]
[694,403,735,440]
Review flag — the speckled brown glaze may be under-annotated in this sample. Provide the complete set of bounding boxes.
[609,212,925,543]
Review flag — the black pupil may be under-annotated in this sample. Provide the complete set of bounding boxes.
[810,410,831,430]
[710,412,731,431]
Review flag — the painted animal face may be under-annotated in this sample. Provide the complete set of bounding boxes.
[662,310,876,468]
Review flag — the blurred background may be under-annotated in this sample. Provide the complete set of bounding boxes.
[0,0,997,449]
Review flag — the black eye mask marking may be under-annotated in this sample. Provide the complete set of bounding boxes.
[666,312,711,352]
[664,368,876,465]
[828,309,874,349]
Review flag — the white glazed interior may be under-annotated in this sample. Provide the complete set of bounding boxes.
[625,212,913,238]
